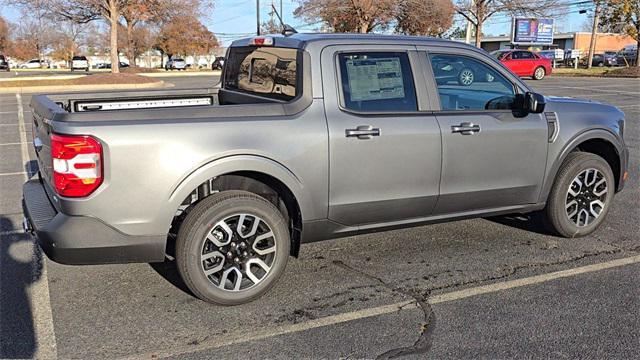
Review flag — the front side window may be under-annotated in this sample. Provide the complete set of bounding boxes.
[224,46,299,101]
[429,54,517,111]
[338,52,417,112]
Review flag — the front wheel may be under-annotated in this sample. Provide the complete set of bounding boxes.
[176,190,290,305]
[533,66,546,80]
[545,152,614,237]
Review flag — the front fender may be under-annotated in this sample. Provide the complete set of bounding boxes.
[163,154,312,224]
[539,128,626,202]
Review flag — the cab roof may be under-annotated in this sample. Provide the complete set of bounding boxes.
[230,32,478,51]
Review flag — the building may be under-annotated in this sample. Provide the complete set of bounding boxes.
[476,32,636,53]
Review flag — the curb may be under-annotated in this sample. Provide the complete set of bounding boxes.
[140,71,221,77]
[0,80,167,94]
[0,75,86,82]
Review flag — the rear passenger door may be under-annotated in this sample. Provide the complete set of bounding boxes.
[321,45,442,226]
[419,49,548,215]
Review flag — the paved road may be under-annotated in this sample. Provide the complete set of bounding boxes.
[0,75,638,359]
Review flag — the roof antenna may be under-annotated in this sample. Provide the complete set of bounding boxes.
[271,3,297,36]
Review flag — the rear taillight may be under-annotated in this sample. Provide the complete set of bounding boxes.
[51,133,103,197]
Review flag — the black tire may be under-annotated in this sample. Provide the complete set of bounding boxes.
[545,152,614,238]
[533,66,546,80]
[176,190,290,305]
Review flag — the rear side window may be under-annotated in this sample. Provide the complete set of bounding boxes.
[224,46,299,101]
[338,52,417,112]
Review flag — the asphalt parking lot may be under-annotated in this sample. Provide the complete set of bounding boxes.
[1,75,639,359]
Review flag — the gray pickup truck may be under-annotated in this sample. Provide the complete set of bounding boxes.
[23,34,629,305]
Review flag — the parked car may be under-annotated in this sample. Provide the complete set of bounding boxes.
[602,51,619,66]
[70,55,90,71]
[165,58,187,70]
[0,54,9,71]
[581,54,607,67]
[537,50,556,60]
[19,59,48,69]
[616,45,638,66]
[212,56,225,70]
[492,50,552,80]
[95,62,129,69]
[24,33,628,305]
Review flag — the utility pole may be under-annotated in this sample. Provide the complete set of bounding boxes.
[587,2,600,69]
[465,0,474,44]
[256,0,261,36]
[280,0,283,23]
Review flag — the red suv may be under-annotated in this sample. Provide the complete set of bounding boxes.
[492,50,552,80]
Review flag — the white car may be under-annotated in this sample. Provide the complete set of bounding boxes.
[19,59,47,69]
[71,56,90,71]
[165,58,187,71]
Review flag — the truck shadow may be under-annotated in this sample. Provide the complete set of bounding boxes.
[148,259,194,297]
[486,212,555,236]
[0,216,38,359]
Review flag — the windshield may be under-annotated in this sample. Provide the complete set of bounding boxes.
[224,46,300,101]
[72,56,87,60]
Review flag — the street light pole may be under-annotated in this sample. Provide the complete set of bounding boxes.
[587,2,600,69]
[256,0,261,36]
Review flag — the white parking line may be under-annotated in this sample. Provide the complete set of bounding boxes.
[617,104,640,109]
[0,171,27,177]
[126,254,640,360]
[0,142,32,146]
[539,85,639,95]
[16,93,58,359]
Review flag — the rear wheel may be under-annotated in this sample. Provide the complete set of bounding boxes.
[533,66,546,80]
[176,190,290,305]
[545,152,614,237]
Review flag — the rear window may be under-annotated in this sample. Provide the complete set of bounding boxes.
[72,56,87,60]
[224,46,300,101]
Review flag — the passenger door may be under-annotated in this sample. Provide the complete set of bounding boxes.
[321,45,442,226]
[422,50,548,214]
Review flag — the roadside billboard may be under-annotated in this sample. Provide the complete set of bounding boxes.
[512,18,554,45]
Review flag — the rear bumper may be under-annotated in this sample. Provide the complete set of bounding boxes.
[23,177,166,265]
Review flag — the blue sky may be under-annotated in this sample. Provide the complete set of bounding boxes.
[1,0,593,46]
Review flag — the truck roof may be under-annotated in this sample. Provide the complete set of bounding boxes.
[230,32,479,52]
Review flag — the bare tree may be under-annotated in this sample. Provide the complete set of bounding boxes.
[396,0,455,37]
[600,0,639,66]
[455,0,560,47]
[295,0,397,33]
[0,16,9,52]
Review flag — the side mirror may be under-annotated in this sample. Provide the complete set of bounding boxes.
[524,92,546,113]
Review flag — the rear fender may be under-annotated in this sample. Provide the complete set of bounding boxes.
[165,155,310,223]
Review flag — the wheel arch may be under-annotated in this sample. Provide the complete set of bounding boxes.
[540,129,624,202]
[166,155,307,257]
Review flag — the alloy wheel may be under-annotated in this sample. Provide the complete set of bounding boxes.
[459,69,474,85]
[200,213,277,291]
[565,168,608,227]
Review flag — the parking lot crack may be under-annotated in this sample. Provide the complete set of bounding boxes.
[332,260,435,359]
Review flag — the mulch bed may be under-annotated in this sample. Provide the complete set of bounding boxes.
[603,66,640,78]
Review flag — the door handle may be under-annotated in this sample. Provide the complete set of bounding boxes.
[451,122,480,135]
[345,125,381,140]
